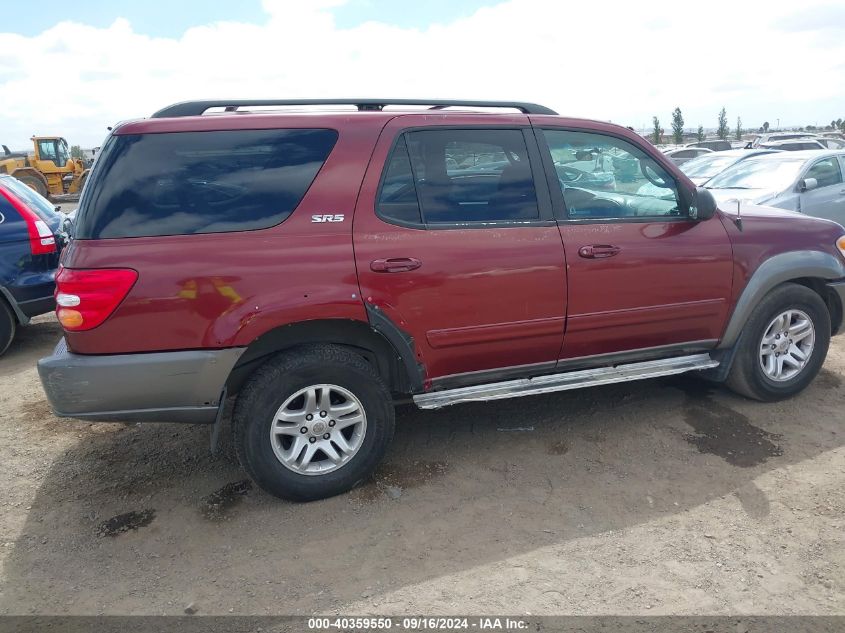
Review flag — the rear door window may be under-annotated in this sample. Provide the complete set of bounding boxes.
[377,128,540,225]
[75,129,338,239]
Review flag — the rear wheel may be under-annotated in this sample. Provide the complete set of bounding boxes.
[15,174,48,198]
[233,345,395,501]
[726,283,830,401]
[0,301,16,357]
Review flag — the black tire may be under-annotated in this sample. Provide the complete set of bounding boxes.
[726,283,830,401]
[233,345,395,501]
[16,174,48,198]
[0,300,16,357]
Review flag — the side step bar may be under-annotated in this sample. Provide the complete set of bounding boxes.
[413,353,719,409]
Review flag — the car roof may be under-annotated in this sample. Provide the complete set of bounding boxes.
[742,149,845,161]
[761,138,823,146]
[695,149,757,157]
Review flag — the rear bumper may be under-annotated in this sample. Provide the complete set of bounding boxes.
[829,280,845,336]
[37,339,245,423]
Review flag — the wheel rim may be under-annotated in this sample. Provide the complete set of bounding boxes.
[270,384,367,476]
[758,309,815,382]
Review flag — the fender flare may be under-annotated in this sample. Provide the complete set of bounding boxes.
[718,250,845,349]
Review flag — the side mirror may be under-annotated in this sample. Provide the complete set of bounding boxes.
[689,186,717,221]
[799,177,818,193]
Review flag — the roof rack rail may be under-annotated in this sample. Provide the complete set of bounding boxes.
[151,99,558,118]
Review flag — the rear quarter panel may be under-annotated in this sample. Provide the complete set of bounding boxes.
[62,117,387,355]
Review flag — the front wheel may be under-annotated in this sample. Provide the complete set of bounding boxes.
[233,345,395,501]
[726,283,830,401]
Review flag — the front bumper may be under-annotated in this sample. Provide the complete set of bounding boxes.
[37,339,245,423]
[829,280,845,336]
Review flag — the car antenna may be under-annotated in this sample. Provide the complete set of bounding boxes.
[735,199,743,231]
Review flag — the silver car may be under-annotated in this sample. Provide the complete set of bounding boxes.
[680,148,781,185]
[706,150,845,223]
[662,146,713,166]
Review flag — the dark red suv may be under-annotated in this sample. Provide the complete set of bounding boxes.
[38,99,845,501]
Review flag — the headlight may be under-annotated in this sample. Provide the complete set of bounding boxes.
[837,236,845,260]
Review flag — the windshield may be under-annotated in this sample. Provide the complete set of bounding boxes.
[2,176,58,222]
[707,158,805,190]
[681,153,739,178]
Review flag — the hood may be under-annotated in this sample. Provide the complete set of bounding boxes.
[689,176,709,186]
[716,202,804,219]
[709,187,780,206]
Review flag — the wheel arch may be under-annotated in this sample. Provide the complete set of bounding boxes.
[0,285,28,325]
[719,250,845,350]
[225,317,424,397]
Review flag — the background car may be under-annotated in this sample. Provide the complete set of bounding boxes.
[0,174,66,355]
[680,148,783,185]
[705,150,845,223]
[686,140,732,152]
[663,146,713,166]
[751,132,818,148]
[817,137,845,150]
[759,139,826,151]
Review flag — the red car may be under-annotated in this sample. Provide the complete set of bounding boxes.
[38,99,845,501]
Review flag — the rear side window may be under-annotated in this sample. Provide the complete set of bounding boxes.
[75,129,338,239]
[377,128,539,225]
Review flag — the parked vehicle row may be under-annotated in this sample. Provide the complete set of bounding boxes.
[35,99,845,503]
[0,175,66,355]
[707,150,845,223]
[657,139,845,223]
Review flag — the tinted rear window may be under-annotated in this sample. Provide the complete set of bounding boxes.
[75,129,338,239]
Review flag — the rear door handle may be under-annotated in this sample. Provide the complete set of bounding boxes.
[578,244,621,259]
[370,257,422,273]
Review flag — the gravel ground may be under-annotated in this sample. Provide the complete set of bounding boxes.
[0,315,843,616]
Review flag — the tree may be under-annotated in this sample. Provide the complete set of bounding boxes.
[70,145,83,159]
[696,125,705,142]
[671,107,684,144]
[652,116,661,144]
[735,117,742,140]
[762,121,770,132]
[717,107,729,140]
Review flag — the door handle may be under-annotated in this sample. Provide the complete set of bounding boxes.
[578,244,621,259]
[370,257,422,273]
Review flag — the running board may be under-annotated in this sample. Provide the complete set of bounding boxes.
[413,353,719,409]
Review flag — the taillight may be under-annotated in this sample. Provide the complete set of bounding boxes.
[55,267,138,331]
[0,186,56,255]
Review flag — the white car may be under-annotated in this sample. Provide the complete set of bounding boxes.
[706,150,845,223]
[662,146,713,166]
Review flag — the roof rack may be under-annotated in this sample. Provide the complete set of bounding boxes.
[151,99,558,118]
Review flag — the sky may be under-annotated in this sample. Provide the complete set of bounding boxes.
[2,0,844,148]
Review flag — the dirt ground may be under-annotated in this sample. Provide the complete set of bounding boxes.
[0,315,843,616]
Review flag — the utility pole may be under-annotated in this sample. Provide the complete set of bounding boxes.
[776,118,780,131]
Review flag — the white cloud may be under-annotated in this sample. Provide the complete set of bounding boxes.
[1,0,843,148]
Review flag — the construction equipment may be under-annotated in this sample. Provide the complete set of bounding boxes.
[0,137,89,199]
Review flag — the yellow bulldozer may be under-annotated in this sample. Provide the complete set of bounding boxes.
[0,136,89,199]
